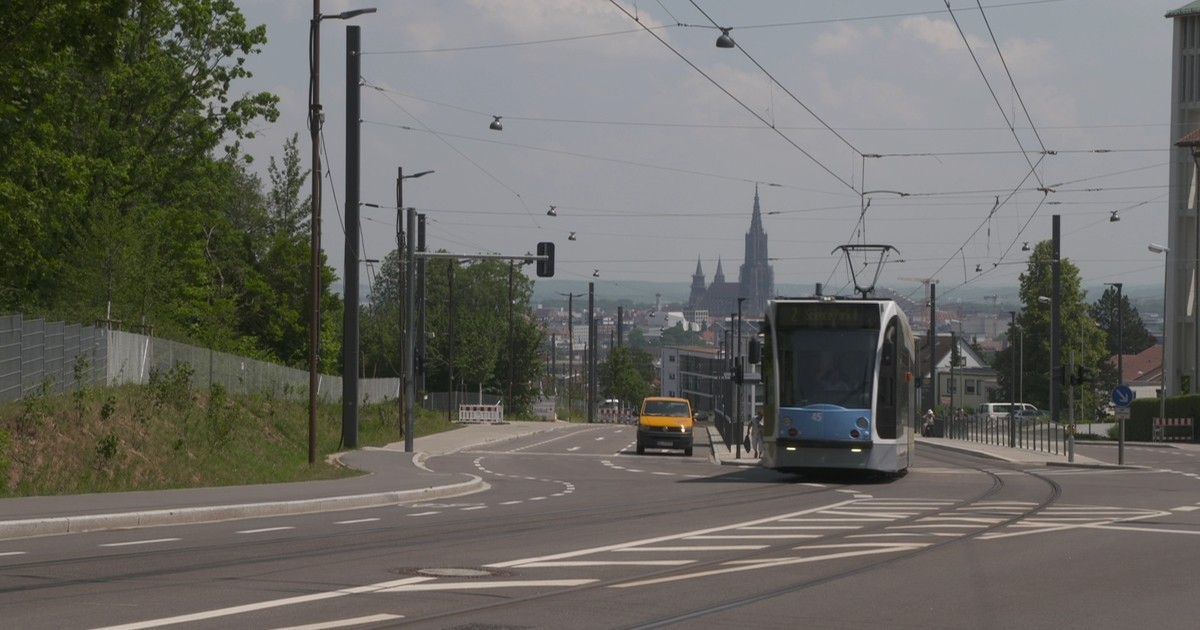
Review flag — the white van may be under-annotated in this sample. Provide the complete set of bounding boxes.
[974,402,1037,423]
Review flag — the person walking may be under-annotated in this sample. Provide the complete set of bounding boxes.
[749,411,764,458]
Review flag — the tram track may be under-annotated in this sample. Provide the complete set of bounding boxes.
[379,452,1063,629]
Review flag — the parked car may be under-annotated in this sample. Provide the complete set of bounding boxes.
[1014,408,1050,423]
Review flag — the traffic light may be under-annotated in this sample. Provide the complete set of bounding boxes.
[1070,365,1093,385]
[536,241,555,277]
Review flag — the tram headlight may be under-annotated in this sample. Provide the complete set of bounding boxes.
[855,417,869,430]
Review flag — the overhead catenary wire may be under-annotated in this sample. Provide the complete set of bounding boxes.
[607,0,860,194]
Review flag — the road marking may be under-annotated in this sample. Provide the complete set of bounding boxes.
[568,446,580,451]
[595,437,606,441]
[499,500,523,505]
[92,577,435,629]
[686,534,821,540]
[614,545,768,552]
[334,518,381,525]
[518,560,694,567]
[99,538,180,547]
[611,543,927,588]
[269,613,403,629]
[1172,505,1200,511]
[742,525,862,530]
[487,499,860,569]
[237,527,295,534]
[409,512,440,517]
[378,579,595,592]
[0,551,27,557]
[460,506,488,511]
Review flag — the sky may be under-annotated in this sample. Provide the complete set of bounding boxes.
[232,0,1186,306]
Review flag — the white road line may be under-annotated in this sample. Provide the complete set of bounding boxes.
[613,545,768,552]
[268,613,403,629]
[1172,505,1200,511]
[409,511,440,517]
[92,577,435,629]
[0,551,27,557]
[377,579,596,593]
[742,525,862,530]
[686,534,821,540]
[487,499,860,569]
[516,560,694,567]
[781,517,890,523]
[460,506,488,511]
[499,501,523,505]
[237,527,295,534]
[530,497,547,501]
[99,538,180,547]
[612,543,927,588]
[568,446,581,451]
[334,518,381,525]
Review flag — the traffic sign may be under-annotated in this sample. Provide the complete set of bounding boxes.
[1112,385,1134,408]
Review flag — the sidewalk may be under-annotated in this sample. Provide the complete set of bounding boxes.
[0,421,568,540]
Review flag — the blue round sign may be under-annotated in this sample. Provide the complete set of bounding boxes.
[1112,385,1134,408]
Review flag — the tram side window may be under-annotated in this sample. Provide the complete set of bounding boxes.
[876,320,898,439]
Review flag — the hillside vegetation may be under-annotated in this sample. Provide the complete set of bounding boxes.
[0,362,456,497]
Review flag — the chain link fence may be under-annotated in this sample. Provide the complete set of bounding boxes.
[1,314,398,405]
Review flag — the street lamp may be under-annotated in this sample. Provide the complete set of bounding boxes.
[308,3,376,464]
[736,297,746,458]
[1150,243,1170,432]
[1009,311,1017,448]
[397,168,433,453]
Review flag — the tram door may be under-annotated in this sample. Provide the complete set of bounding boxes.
[876,318,900,440]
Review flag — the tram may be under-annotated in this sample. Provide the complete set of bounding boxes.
[759,297,917,476]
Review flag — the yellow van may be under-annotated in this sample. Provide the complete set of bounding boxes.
[636,396,694,456]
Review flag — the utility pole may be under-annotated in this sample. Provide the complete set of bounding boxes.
[558,292,583,421]
[341,24,362,449]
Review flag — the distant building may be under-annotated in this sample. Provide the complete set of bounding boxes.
[688,188,775,319]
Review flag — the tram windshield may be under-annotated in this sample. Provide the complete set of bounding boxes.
[776,329,877,408]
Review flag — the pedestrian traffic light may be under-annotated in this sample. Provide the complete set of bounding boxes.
[536,241,554,277]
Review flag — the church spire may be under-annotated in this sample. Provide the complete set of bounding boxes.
[714,257,725,283]
[750,183,763,234]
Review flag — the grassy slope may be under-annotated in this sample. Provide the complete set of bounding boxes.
[0,368,458,497]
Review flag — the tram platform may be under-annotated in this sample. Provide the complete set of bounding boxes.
[706,424,1139,469]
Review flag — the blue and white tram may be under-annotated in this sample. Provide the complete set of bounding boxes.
[760,297,917,476]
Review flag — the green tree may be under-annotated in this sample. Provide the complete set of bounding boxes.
[991,241,1106,418]
[1088,285,1156,397]
[599,345,655,406]
[0,0,279,336]
[371,257,544,414]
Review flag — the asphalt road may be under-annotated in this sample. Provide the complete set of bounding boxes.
[3,424,1200,629]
